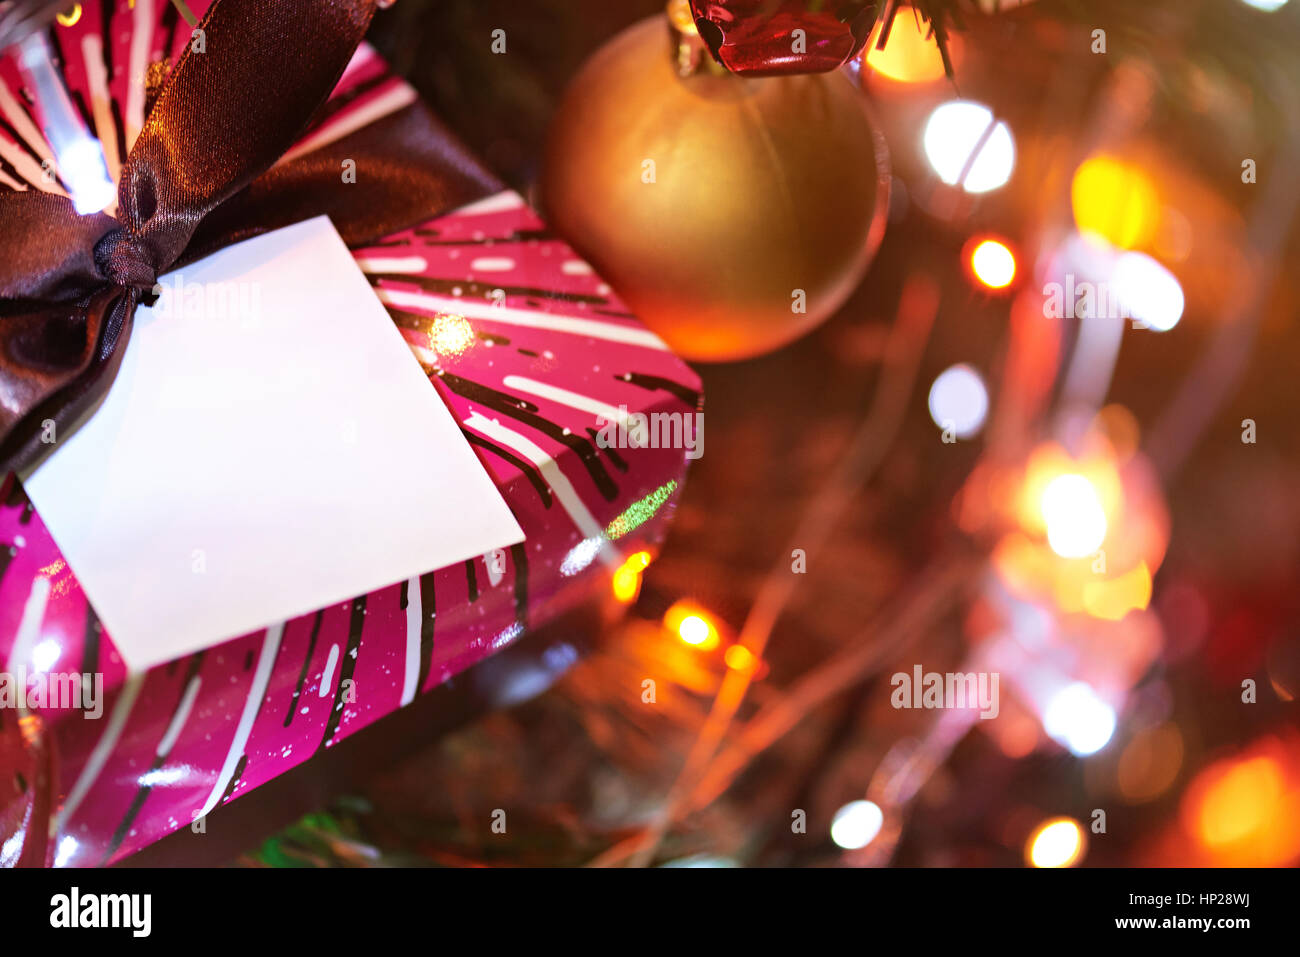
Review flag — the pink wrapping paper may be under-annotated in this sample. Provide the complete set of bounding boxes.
[0,2,701,866]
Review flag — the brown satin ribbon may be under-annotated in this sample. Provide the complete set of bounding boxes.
[0,0,501,476]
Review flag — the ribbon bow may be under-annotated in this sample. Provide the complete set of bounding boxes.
[0,0,499,475]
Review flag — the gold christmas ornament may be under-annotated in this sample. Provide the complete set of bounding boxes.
[542,8,889,362]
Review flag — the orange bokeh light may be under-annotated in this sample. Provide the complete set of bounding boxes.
[969,238,1017,290]
[863,14,954,84]
[1026,817,1086,868]
[611,551,652,603]
[664,601,720,651]
[724,644,757,671]
[1179,739,1300,867]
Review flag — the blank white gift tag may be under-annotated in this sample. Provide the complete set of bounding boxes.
[24,216,524,672]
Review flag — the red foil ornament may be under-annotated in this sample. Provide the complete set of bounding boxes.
[689,0,877,75]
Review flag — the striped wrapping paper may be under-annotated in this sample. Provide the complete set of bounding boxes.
[0,1,701,865]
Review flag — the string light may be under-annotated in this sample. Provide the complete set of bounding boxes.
[1026,817,1085,867]
[679,616,711,645]
[664,601,720,650]
[611,551,651,603]
[724,644,756,671]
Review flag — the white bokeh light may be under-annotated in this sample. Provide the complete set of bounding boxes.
[830,799,884,849]
[1040,474,1107,558]
[923,100,1015,193]
[60,138,117,215]
[1238,0,1288,11]
[54,835,79,868]
[1044,682,1117,756]
[928,364,989,439]
[1112,252,1184,332]
[32,638,61,673]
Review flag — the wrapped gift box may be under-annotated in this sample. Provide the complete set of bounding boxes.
[0,2,700,866]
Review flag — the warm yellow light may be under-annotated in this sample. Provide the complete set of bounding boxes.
[611,551,651,604]
[864,15,951,84]
[427,313,475,358]
[1027,818,1085,868]
[1082,560,1152,621]
[1017,444,1123,539]
[1071,156,1159,251]
[970,239,1016,289]
[1041,474,1107,559]
[724,644,756,671]
[56,4,83,27]
[1179,742,1300,866]
[1196,756,1285,847]
[679,616,711,645]
[667,0,699,37]
[664,601,720,650]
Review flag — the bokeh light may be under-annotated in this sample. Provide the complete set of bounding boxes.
[31,638,61,673]
[724,644,757,671]
[864,14,951,83]
[1070,156,1159,251]
[1082,560,1152,621]
[426,313,476,357]
[664,602,720,650]
[611,550,651,603]
[1196,755,1284,847]
[928,364,989,439]
[1040,474,1108,559]
[923,100,1015,193]
[1117,723,1184,803]
[1112,252,1184,332]
[1043,682,1116,756]
[1238,0,1288,11]
[1178,740,1300,866]
[970,238,1017,289]
[679,616,711,644]
[831,800,884,850]
[1026,817,1085,868]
